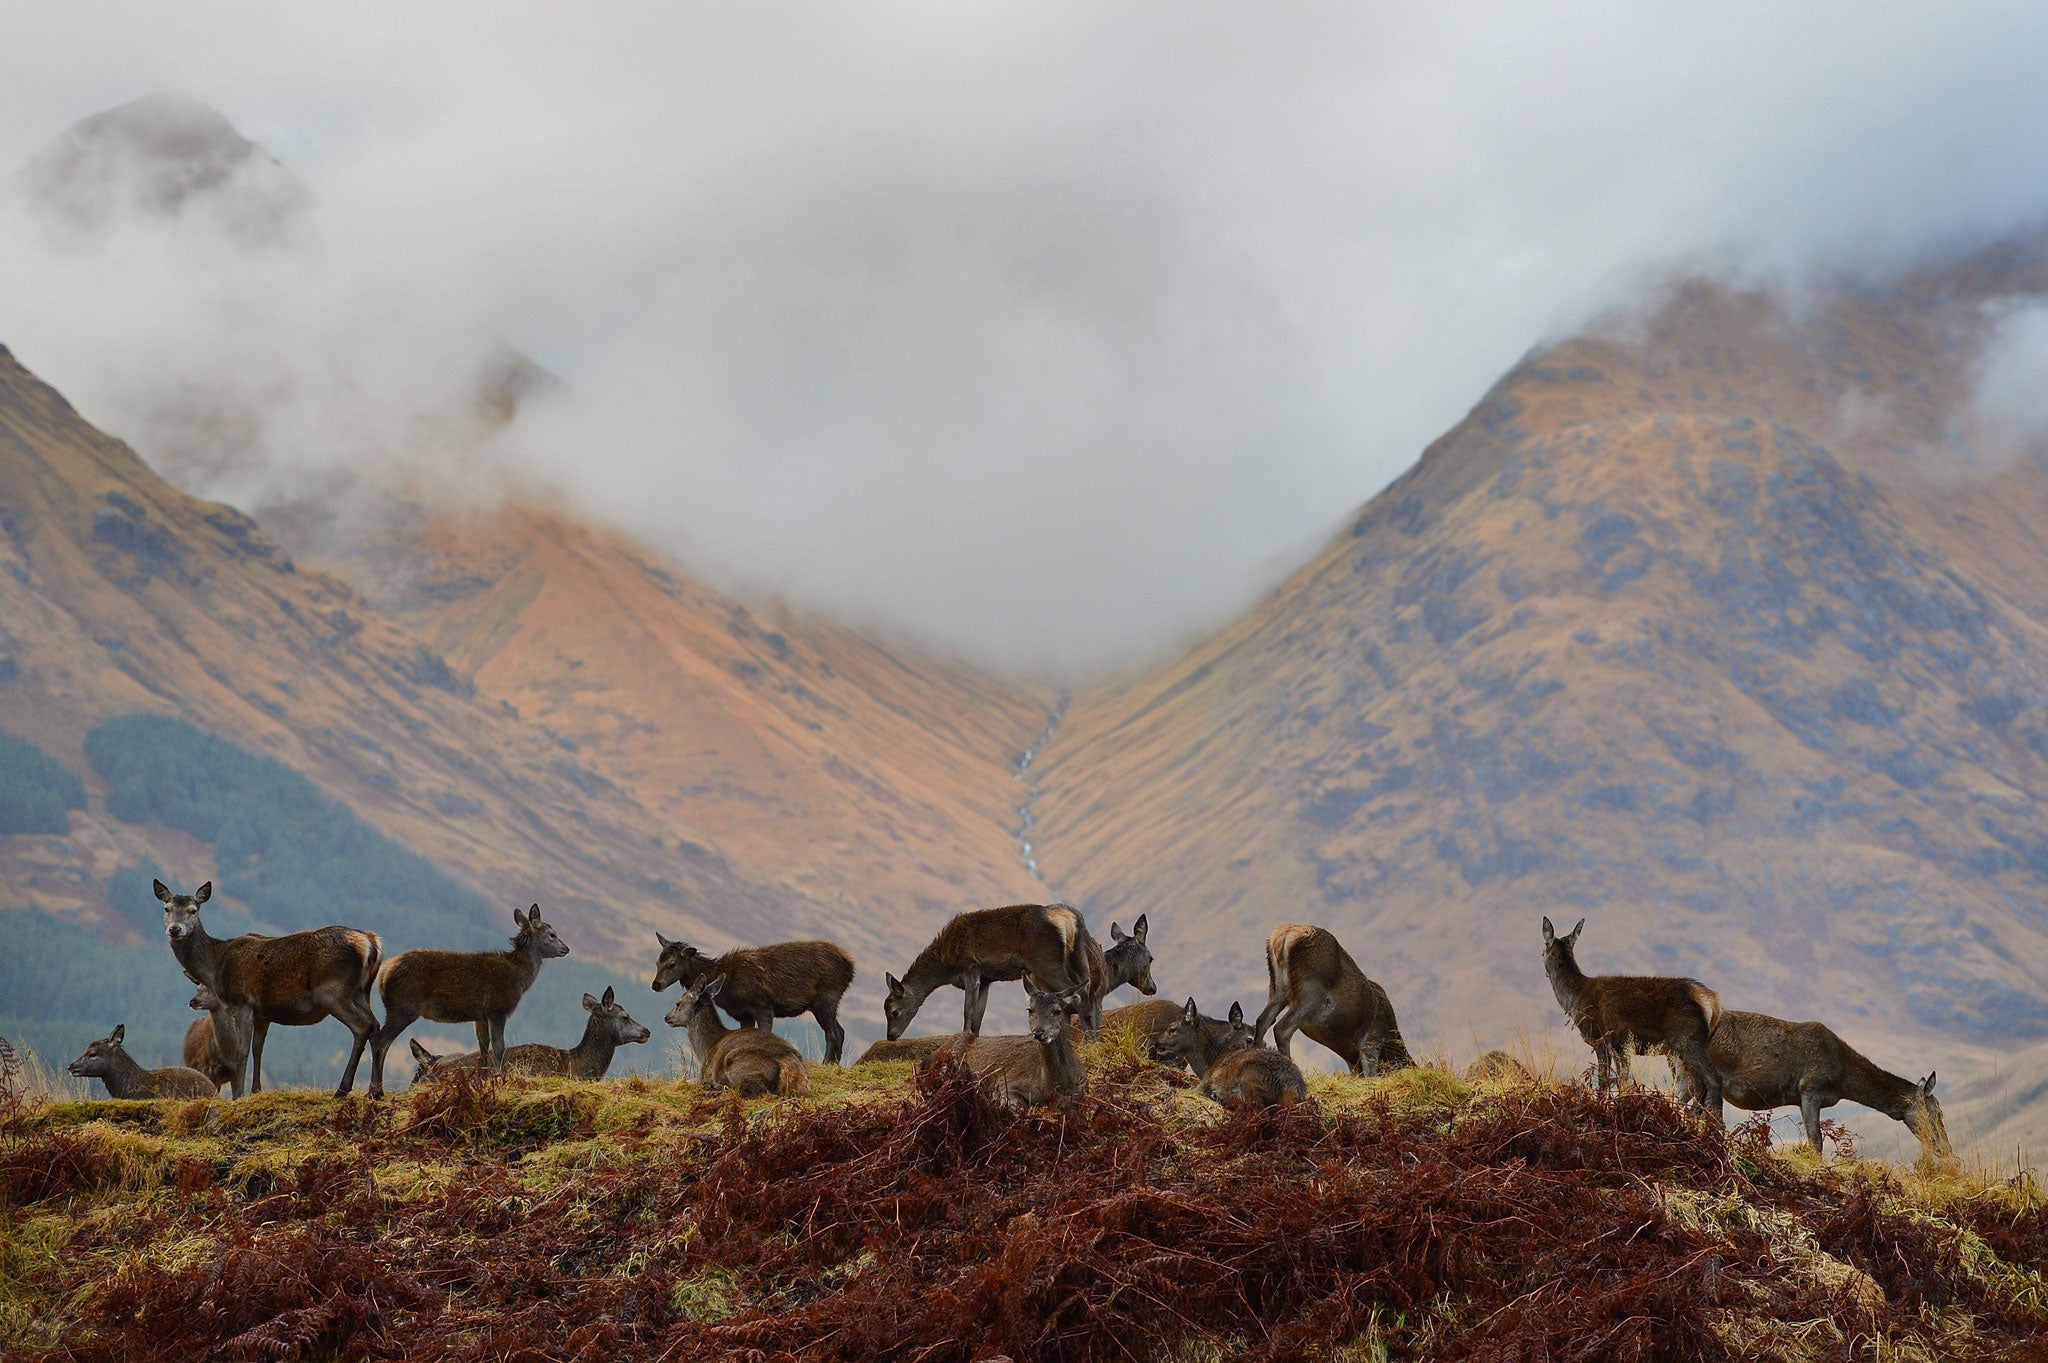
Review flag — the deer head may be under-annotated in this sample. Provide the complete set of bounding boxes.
[156,879,211,941]
[189,984,223,1012]
[514,905,571,959]
[408,1037,447,1078]
[1905,1071,1953,1160]
[68,1025,128,1080]
[1026,983,1084,1044]
[585,985,651,1046]
[1107,915,1157,995]
[666,974,725,1029]
[651,933,707,990]
[882,971,915,1040]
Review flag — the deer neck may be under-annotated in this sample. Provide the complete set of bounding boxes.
[685,1005,731,1066]
[1839,1052,1916,1121]
[100,1048,150,1098]
[1179,1028,1225,1079]
[170,920,225,992]
[568,1015,616,1078]
[1038,1027,1086,1092]
[1544,949,1588,1015]
[505,937,546,993]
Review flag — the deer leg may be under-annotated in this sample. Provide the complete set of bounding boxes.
[1361,1038,1382,1078]
[1800,1090,1825,1154]
[962,973,990,1036]
[229,1005,253,1099]
[815,1002,846,1066]
[366,1004,419,1098]
[1677,1041,1722,1119]
[489,1016,509,1074]
[331,994,379,1097]
[1252,993,1287,1048]
[1595,1043,1614,1093]
[250,1019,270,1094]
[1272,1008,1300,1063]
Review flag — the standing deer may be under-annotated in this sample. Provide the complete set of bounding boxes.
[158,880,383,1096]
[666,976,810,1097]
[1153,998,1306,1107]
[406,987,651,1082]
[1252,925,1414,1076]
[68,1025,217,1100]
[1695,1011,1950,1159]
[883,903,1093,1040]
[185,983,248,1095]
[650,935,855,1063]
[366,904,569,1097]
[1540,916,1722,1115]
[940,982,1089,1107]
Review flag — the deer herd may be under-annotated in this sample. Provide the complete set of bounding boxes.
[62,880,1953,1162]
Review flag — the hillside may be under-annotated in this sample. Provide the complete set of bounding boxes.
[1030,266,2048,1142]
[5,1050,2044,1360]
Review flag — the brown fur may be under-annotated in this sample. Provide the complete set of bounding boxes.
[181,1018,235,1091]
[407,987,649,1084]
[883,903,1093,1039]
[1152,998,1305,1107]
[1252,925,1413,1076]
[1541,916,1722,1115]
[367,904,570,1096]
[853,1035,956,1066]
[68,1025,216,1100]
[158,879,382,1096]
[936,983,1089,1107]
[184,984,247,1093]
[1465,1050,1534,1084]
[651,936,855,1063]
[667,976,811,1098]
[1700,1010,1949,1158]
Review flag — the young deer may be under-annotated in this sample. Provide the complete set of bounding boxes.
[650,935,856,1063]
[944,983,1089,1108]
[1698,1011,1950,1159]
[367,904,570,1097]
[1252,925,1414,1076]
[1541,916,1721,1115]
[883,903,1092,1040]
[1153,998,1306,1107]
[68,1025,217,1100]
[407,987,651,1083]
[185,983,248,1094]
[158,879,383,1096]
[1072,915,1158,1031]
[667,976,810,1098]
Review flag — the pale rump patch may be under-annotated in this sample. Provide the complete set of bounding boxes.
[375,954,404,991]
[1689,982,1722,1033]
[1045,905,1080,958]
[1266,924,1315,997]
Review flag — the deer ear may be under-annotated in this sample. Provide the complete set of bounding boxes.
[1133,913,1148,940]
[1110,922,1127,943]
[583,993,600,1011]
[656,931,673,949]
[1566,919,1585,946]
[1923,1071,1937,1092]
[110,1024,125,1044]
[1229,1001,1245,1025]
[1540,916,1555,943]
[153,879,172,903]
[410,1038,432,1061]
[1182,998,1200,1023]
[601,986,616,1007]
[706,976,726,998]
[194,882,211,904]
[885,972,901,992]
[513,905,528,927]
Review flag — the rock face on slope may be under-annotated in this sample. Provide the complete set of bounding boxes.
[1031,265,2048,1078]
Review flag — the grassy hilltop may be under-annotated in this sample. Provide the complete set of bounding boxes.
[3,1032,2046,1362]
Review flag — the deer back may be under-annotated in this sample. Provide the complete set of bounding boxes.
[713,940,857,1012]
[1202,1047,1307,1107]
[1577,975,1718,1052]
[937,903,1089,988]
[706,1027,809,1096]
[215,926,382,1016]
[856,1035,956,1065]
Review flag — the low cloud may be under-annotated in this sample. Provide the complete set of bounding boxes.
[4,4,2048,675]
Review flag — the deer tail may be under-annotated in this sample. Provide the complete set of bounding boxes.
[777,1055,811,1097]
[1688,982,1722,1034]
[1266,926,1303,1002]
[1045,905,1086,989]
[352,931,385,1006]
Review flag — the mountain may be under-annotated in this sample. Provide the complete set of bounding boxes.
[1030,262,2048,1143]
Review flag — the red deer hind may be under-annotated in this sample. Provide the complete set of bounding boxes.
[666,976,811,1097]
[1700,1010,1949,1159]
[883,903,1092,1039]
[1541,916,1722,1115]
[651,935,855,1063]
[1252,925,1413,1076]
[1153,998,1306,1107]
[68,1025,216,1100]
[158,879,382,1097]
[939,982,1089,1107]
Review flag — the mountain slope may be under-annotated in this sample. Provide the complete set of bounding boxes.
[1031,266,2048,1117]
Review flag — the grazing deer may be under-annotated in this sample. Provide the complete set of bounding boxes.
[406,987,651,1083]
[1465,1050,1534,1084]
[1252,925,1414,1076]
[367,904,570,1097]
[883,903,1092,1040]
[1540,916,1721,1115]
[158,879,383,1096]
[1095,999,1253,1070]
[667,976,810,1098]
[1153,998,1306,1107]
[854,1035,956,1066]
[68,1025,217,1100]
[650,935,855,1063]
[941,983,1089,1108]
[185,983,249,1095]
[1696,1011,1950,1159]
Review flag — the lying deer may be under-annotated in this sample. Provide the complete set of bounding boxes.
[651,935,855,1063]
[883,903,1092,1040]
[68,1025,217,1100]
[667,976,810,1098]
[854,1035,956,1066]
[158,879,383,1096]
[1541,916,1721,1115]
[1465,1050,1534,1084]
[185,983,248,1095]
[1252,925,1414,1076]
[1692,1011,1950,1159]
[407,987,651,1083]
[937,982,1089,1108]
[1102,998,1247,1064]
[367,904,570,1097]
[1153,998,1306,1107]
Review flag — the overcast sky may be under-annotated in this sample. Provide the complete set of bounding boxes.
[4,4,2048,677]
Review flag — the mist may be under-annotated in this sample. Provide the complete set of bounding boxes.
[4,5,2048,676]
